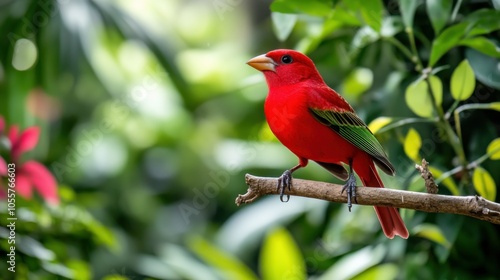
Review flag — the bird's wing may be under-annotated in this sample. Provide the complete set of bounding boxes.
[309,107,395,176]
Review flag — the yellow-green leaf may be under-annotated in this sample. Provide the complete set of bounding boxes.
[414,224,451,248]
[103,276,128,280]
[429,166,459,195]
[342,67,374,98]
[368,117,393,134]
[352,264,399,280]
[473,167,496,201]
[487,138,500,160]
[189,236,258,280]
[258,123,278,142]
[450,59,476,101]
[404,128,421,162]
[67,260,91,280]
[490,102,500,111]
[405,76,443,118]
[260,227,305,280]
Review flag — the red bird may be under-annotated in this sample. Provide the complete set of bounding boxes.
[247,49,409,239]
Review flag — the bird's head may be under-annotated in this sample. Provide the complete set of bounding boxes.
[247,49,324,88]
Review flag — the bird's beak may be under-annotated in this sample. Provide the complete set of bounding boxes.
[247,54,276,72]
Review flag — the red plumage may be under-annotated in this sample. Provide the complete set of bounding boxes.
[248,49,409,239]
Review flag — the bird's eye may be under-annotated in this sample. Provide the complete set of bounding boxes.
[281,55,293,64]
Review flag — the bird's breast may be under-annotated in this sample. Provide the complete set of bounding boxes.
[264,87,356,163]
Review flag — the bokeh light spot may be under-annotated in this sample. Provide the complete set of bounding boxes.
[12,38,37,71]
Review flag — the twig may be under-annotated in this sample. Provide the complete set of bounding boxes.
[415,159,438,194]
[236,174,500,225]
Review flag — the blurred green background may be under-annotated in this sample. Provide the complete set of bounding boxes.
[1,0,500,279]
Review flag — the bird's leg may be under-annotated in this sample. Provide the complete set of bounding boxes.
[341,159,357,212]
[277,164,302,202]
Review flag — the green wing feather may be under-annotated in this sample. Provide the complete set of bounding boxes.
[310,108,395,175]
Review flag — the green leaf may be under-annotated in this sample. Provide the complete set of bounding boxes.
[189,236,258,280]
[459,37,500,58]
[450,59,476,101]
[329,3,363,27]
[404,128,421,162]
[414,224,451,248]
[270,0,332,16]
[157,244,218,279]
[342,67,374,98]
[473,167,497,201]
[463,9,500,37]
[318,246,386,280]
[429,22,468,66]
[486,138,500,160]
[368,117,393,134]
[340,0,383,32]
[272,12,298,42]
[429,166,459,195]
[17,236,55,261]
[88,222,117,249]
[352,264,399,280]
[405,76,443,117]
[426,0,452,35]
[399,0,419,28]
[260,227,306,280]
[134,255,180,280]
[435,214,463,262]
[102,275,128,280]
[430,10,500,66]
[67,260,91,280]
[466,47,500,89]
[353,0,384,32]
[41,262,74,278]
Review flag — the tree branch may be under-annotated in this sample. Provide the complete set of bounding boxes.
[235,174,500,225]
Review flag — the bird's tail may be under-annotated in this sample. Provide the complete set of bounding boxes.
[360,164,409,239]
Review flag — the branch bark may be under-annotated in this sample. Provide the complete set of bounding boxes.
[236,174,500,225]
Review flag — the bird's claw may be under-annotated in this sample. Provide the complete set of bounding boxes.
[277,170,292,202]
[341,172,357,211]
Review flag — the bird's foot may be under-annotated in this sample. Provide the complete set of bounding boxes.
[277,170,293,202]
[341,172,357,211]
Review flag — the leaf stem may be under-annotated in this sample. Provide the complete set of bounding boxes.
[383,37,414,62]
[435,166,463,185]
[376,117,437,134]
[446,100,461,119]
[436,149,497,185]
[454,103,499,142]
[424,76,468,179]
[406,27,423,71]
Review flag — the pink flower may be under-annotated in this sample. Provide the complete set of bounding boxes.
[0,116,59,205]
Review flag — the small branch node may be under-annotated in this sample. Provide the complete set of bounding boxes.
[416,158,439,194]
[235,191,259,206]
